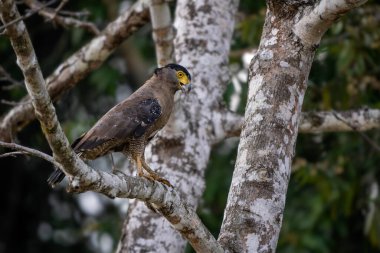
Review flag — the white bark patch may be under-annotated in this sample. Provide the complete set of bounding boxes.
[231,148,249,189]
[249,198,277,223]
[85,36,108,60]
[259,49,273,60]
[283,134,289,144]
[280,61,290,68]
[271,28,279,35]
[254,90,271,109]
[252,113,263,123]
[277,103,292,122]
[248,74,263,102]
[246,233,259,252]
[265,36,278,46]
[257,149,269,156]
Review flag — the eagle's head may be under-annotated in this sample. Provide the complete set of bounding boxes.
[155,63,192,93]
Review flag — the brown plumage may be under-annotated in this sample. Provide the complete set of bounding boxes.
[47,64,191,187]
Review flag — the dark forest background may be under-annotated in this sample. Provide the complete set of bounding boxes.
[0,0,379,252]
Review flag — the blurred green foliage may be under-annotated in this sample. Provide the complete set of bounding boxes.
[0,0,379,253]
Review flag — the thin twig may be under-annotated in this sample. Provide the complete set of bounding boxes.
[53,0,68,15]
[0,151,25,158]
[0,65,23,90]
[0,141,62,167]
[332,111,380,152]
[1,99,28,106]
[0,0,58,32]
[58,9,90,18]
[24,0,100,35]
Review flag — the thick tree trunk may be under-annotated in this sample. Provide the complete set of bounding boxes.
[117,0,239,252]
[218,8,314,253]
[218,0,367,252]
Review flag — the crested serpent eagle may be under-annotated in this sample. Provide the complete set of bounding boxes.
[47,63,191,187]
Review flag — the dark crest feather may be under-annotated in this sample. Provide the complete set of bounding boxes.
[164,63,191,81]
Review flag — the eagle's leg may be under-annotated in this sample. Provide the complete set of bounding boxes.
[140,158,173,187]
[109,153,116,172]
[135,156,144,177]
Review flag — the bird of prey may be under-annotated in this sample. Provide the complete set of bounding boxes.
[47,63,191,187]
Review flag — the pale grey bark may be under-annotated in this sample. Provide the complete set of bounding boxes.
[149,0,174,66]
[299,109,380,133]
[117,0,239,252]
[218,0,368,252]
[0,140,62,167]
[0,0,150,142]
[213,109,380,143]
[294,0,368,47]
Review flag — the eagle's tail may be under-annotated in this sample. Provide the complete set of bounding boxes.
[47,134,85,187]
[47,168,66,187]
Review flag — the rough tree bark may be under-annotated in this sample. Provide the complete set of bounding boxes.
[149,0,174,66]
[117,0,239,252]
[218,0,368,252]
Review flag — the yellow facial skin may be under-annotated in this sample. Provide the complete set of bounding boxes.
[176,70,190,85]
[176,70,191,93]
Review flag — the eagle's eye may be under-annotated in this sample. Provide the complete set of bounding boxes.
[176,70,190,86]
[177,71,184,78]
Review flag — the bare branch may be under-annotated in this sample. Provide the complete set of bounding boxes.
[52,0,68,14]
[58,9,90,18]
[211,108,244,145]
[0,1,223,252]
[0,140,61,166]
[149,0,174,66]
[300,109,380,133]
[294,0,368,46]
[212,108,380,144]
[24,0,100,35]
[0,0,57,32]
[70,170,224,253]
[1,99,28,106]
[332,111,380,152]
[0,0,150,142]
[0,65,23,90]
[0,151,25,158]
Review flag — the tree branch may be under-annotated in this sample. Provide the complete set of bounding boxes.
[294,0,368,46]
[210,108,244,145]
[0,1,223,252]
[149,0,174,66]
[300,109,380,133]
[0,65,23,90]
[0,0,57,32]
[331,111,380,152]
[0,141,222,253]
[0,0,150,142]
[24,0,100,35]
[211,108,380,144]
[0,140,60,166]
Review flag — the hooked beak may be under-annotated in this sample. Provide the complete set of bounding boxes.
[180,83,192,94]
